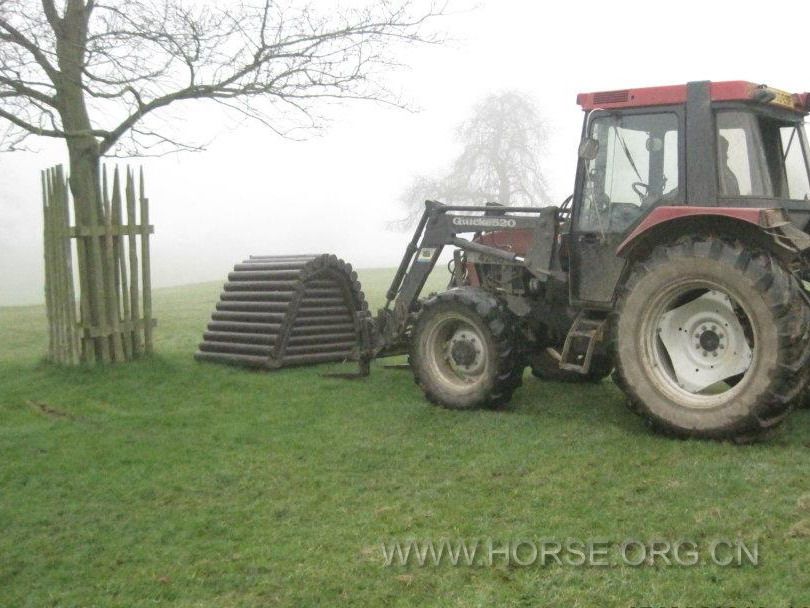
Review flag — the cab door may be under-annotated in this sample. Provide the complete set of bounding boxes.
[570,109,683,308]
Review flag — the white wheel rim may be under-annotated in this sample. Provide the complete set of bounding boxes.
[425,313,490,390]
[445,328,487,377]
[657,289,752,392]
[643,282,755,408]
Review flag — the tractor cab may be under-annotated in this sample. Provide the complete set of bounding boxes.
[568,81,810,307]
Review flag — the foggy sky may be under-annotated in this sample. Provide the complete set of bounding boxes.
[2,0,809,306]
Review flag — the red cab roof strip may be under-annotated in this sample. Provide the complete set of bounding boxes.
[576,80,808,113]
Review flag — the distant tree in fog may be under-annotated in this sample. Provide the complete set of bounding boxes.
[395,90,551,227]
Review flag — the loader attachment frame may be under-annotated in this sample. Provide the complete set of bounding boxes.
[376,200,558,355]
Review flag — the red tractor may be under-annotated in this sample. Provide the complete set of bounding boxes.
[373,80,810,440]
[198,80,810,441]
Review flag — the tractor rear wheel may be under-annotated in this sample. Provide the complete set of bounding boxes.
[410,287,522,409]
[613,236,809,440]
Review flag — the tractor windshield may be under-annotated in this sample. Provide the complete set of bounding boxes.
[716,110,810,201]
[578,112,680,234]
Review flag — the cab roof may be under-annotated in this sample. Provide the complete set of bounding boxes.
[576,81,809,114]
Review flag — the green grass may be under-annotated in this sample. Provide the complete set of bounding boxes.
[1,268,809,607]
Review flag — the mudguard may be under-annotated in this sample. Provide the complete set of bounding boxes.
[616,206,810,258]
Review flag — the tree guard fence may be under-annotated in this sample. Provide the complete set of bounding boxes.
[42,165,155,364]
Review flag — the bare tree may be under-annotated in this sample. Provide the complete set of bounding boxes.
[0,0,445,211]
[395,90,551,227]
[0,0,444,341]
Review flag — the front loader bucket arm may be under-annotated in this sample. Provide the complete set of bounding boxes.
[377,201,446,351]
[377,201,551,354]
[384,201,437,305]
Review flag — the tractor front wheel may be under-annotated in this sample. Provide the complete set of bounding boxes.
[410,287,522,409]
[613,236,809,440]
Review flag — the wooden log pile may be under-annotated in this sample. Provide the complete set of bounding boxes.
[195,254,370,369]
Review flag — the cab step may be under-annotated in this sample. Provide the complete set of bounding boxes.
[559,314,608,374]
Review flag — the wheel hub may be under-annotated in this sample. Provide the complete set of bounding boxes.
[656,289,752,393]
[446,329,486,376]
[698,329,721,352]
[451,340,477,367]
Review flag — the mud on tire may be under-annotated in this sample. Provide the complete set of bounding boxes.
[410,287,523,409]
[612,236,810,440]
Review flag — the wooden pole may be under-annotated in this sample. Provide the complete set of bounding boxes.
[54,167,71,364]
[51,168,66,363]
[74,219,92,361]
[111,167,133,360]
[102,167,125,361]
[81,164,111,363]
[139,168,153,355]
[50,169,65,363]
[60,167,80,365]
[126,168,143,356]
[42,170,56,362]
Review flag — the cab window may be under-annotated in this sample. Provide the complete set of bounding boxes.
[716,110,810,201]
[778,124,810,200]
[716,111,770,196]
[578,112,679,233]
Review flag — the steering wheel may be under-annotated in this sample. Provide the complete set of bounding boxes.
[632,182,650,201]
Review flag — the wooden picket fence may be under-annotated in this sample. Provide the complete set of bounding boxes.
[42,165,155,364]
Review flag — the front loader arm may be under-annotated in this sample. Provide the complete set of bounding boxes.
[375,200,552,355]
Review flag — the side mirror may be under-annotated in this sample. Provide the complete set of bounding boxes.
[578,138,599,161]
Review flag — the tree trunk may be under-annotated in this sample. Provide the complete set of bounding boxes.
[495,160,511,205]
[66,139,110,360]
[66,140,101,223]
[55,0,111,360]
[55,0,98,220]
[492,108,510,204]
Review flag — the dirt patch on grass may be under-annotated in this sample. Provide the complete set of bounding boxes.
[27,400,73,420]
[787,519,810,538]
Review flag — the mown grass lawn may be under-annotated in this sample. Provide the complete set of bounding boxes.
[1,268,809,607]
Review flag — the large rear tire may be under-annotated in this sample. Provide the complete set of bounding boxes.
[410,287,522,409]
[613,236,809,440]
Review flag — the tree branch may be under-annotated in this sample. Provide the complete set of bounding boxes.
[0,105,63,136]
[0,75,57,107]
[40,0,62,32]
[0,15,59,81]
[1,0,447,156]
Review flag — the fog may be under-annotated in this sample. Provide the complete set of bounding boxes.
[1,0,808,306]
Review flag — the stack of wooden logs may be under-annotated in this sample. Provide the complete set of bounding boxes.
[195,254,369,369]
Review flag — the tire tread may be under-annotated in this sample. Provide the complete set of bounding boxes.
[612,235,810,439]
[409,287,522,409]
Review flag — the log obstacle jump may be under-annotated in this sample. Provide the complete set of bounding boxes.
[42,165,155,364]
[195,254,372,370]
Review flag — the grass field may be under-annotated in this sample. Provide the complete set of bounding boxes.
[1,268,809,607]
